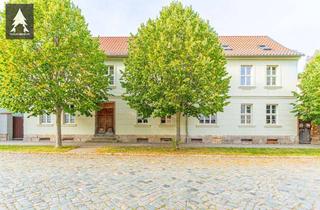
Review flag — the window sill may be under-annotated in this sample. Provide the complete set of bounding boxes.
[238,85,256,89]
[196,124,219,128]
[238,124,256,128]
[37,123,54,127]
[264,86,282,89]
[135,124,151,128]
[159,123,174,127]
[62,123,77,127]
[264,124,282,128]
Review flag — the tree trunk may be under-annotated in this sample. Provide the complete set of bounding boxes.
[175,112,181,149]
[185,115,188,143]
[55,108,62,148]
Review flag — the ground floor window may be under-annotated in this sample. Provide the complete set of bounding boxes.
[240,104,252,124]
[39,114,52,124]
[160,116,172,124]
[137,115,148,124]
[64,113,75,124]
[266,104,277,124]
[198,114,217,124]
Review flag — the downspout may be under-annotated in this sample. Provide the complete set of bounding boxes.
[185,115,188,143]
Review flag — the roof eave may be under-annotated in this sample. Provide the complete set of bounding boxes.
[226,55,303,59]
[106,55,128,58]
[106,54,303,59]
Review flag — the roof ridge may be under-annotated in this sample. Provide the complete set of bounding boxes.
[219,35,269,37]
[98,36,129,38]
[98,35,271,38]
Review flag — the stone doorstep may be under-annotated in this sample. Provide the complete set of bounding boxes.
[86,135,118,143]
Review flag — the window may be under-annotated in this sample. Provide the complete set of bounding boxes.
[240,65,252,86]
[198,114,217,124]
[107,65,115,85]
[39,114,51,124]
[64,113,75,124]
[266,104,277,124]
[137,115,148,124]
[160,116,172,124]
[240,104,252,124]
[266,66,277,86]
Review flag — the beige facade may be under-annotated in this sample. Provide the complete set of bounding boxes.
[23,56,300,144]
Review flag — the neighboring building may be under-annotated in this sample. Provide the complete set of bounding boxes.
[0,108,24,141]
[22,36,303,144]
[0,109,12,141]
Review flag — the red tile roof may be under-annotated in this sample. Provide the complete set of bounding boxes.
[98,36,129,57]
[98,36,303,57]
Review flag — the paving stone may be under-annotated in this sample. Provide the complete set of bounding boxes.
[0,153,320,209]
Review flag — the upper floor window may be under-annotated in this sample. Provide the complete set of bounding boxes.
[161,116,172,124]
[199,114,217,124]
[266,104,277,124]
[266,66,277,86]
[240,104,252,124]
[64,113,75,124]
[240,65,252,86]
[137,115,148,124]
[39,114,51,124]
[107,65,115,85]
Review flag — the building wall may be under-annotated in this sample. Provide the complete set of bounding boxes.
[23,57,300,144]
[112,96,297,144]
[24,113,95,142]
[227,58,298,97]
[0,109,13,141]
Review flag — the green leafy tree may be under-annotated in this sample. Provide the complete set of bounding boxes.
[0,0,109,147]
[122,2,230,148]
[293,52,320,124]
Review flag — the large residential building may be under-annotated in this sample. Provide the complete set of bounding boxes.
[5,36,304,144]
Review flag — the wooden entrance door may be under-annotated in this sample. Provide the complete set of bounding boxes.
[13,116,24,139]
[299,121,311,144]
[96,102,114,134]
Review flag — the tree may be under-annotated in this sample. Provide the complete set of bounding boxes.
[0,0,109,147]
[293,52,320,124]
[122,2,230,148]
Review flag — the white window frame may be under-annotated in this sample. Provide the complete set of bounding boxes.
[160,116,172,124]
[63,112,75,124]
[137,115,148,124]
[266,104,277,125]
[266,65,277,86]
[39,114,52,124]
[107,65,115,85]
[240,65,253,86]
[198,114,217,125]
[240,104,252,125]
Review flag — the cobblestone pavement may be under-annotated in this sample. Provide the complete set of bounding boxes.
[0,154,320,210]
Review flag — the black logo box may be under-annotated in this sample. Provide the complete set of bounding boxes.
[6,4,34,39]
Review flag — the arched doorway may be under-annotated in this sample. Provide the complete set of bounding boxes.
[95,102,115,135]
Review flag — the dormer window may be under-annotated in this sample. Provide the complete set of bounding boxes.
[222,44,232,50]
[259,45,272,50]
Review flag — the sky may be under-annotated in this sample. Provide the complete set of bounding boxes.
[1,0,320,70]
